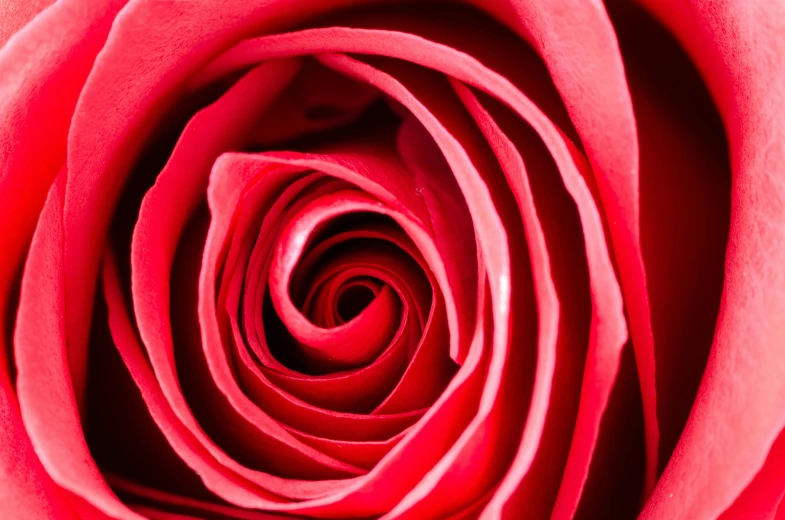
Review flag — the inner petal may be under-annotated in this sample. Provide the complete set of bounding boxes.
[335,280,378,323]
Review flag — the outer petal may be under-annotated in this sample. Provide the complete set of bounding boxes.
[0,0,55,46]
[0,0,127,405]
[0,2,124,515]
[639,0,785,518]
[718,429,785,520]
[15,177,141,519]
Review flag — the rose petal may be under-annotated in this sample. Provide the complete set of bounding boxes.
[130,59,355,499]
[0,0,127,420]
[314,53,534,518]
[108,475,291,520]
[464,0,660,490]
[267,189,452,409]
[608,0,731,475]
[0,0,56,46]
[637,0,785,516]
[200,22,635,512]
[227,217,416,412]
[102,249,290,507]
[453,85,624,519]
[257,141,476,361]
[201,152,489,516]
[572,344,646,519]
[241,250,423,412]
[243,58,379,147]
[226,146,456,415]
[226,174,432,426]
[286,428,407,471]
[61,3,386,480]
[718,428,785,520]
[221,173,405,374]
[269,206,404,370]
[15,178,141,519]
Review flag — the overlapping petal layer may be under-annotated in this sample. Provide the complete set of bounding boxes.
[1,0,781,519]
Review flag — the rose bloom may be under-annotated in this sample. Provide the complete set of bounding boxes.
[1,0,783,518]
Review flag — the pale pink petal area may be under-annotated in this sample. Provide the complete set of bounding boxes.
[0,369,78,520]
[718,428,785,520]
[0,0,56,47]
[636,0,785,517]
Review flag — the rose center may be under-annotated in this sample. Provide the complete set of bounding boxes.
[335,282,379,323]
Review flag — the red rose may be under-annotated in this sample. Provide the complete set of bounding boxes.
[1,0,784,518]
